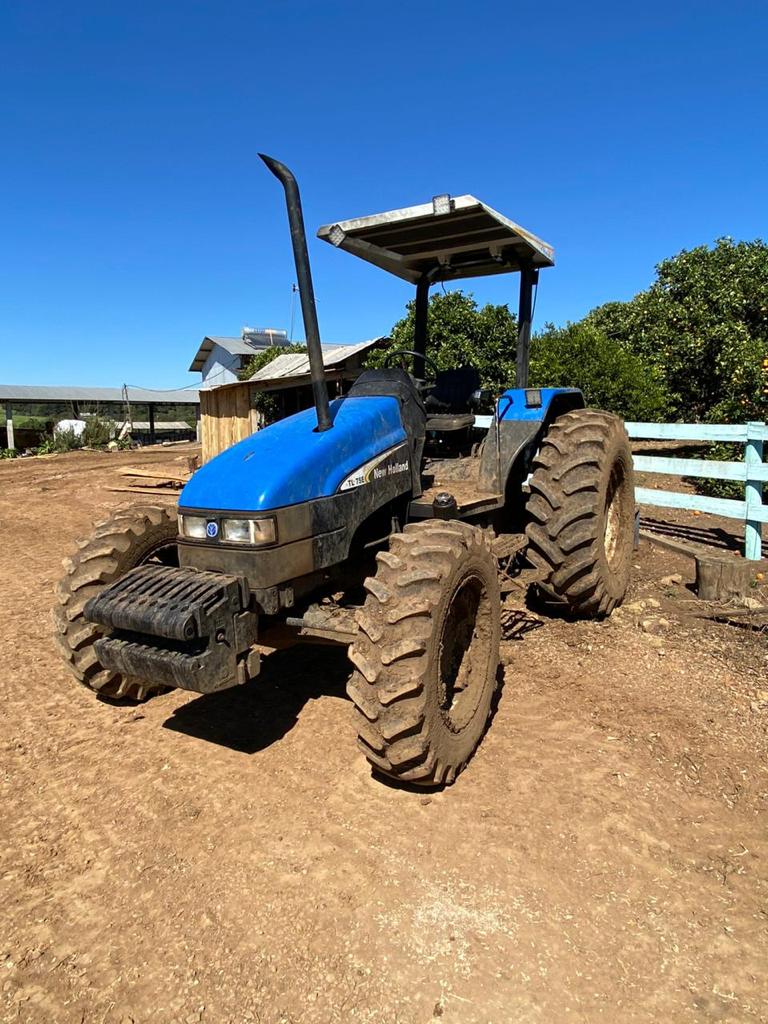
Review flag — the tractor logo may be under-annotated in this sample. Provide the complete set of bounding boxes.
[339,444,410,492]
[206,521,219,538]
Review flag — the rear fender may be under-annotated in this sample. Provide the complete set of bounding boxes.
[479,387,584,494]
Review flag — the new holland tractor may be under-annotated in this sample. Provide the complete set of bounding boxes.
[54,156,635,787]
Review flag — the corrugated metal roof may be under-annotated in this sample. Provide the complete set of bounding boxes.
[0,384,199,404]
[247,339,381,384]
[188,335,264,372]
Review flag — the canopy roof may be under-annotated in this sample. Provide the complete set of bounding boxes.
[317,194,554,285]
[0,384,198,405]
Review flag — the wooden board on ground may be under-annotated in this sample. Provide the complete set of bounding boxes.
[117,466,189,483]
[106,486,182,497]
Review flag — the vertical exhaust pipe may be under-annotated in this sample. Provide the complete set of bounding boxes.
[259,154,332,432]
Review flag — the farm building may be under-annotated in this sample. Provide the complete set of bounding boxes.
[199,339,383,462]
[0,384,200,451]
[189,327,289,387]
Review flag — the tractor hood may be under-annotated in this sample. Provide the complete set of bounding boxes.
[179,395,407,512]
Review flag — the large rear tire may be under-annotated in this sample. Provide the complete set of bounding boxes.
[53,505,178,700]
[347,520,500,787]
[525,409,634,618]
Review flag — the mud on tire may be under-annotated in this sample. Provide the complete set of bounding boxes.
[347,520,501,787]
[525,409,635,618]
[53,505,178,701]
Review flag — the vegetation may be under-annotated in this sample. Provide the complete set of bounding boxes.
[1,448,17,459]
[374,237,767,431]
[372,291,667,422]
[372,291,518,397]
[239,343,308,425]
[586,238,767,424]
[82,414,114,448]
[51,427,83,452]
[14,414,53,431]
[529,321,670,422]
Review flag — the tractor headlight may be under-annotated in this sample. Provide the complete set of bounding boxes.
[222,517,276,545]
[178,514,207,539]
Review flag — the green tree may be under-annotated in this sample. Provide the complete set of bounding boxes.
[375,290,668,421]
[587,238,768,422]
[529,322,670,421]
[372,291,518,395]
[239,343,308,425]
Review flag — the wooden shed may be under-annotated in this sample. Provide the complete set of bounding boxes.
[199,339,382,462]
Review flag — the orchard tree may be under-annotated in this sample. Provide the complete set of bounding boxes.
[587,238,768,421]
[373,290,518,397]
[529,322,670,422]
[375,290,669,421]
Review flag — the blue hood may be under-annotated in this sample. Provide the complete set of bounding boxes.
[180,395,407,512]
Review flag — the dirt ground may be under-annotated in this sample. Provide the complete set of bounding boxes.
[1,446,767,1024]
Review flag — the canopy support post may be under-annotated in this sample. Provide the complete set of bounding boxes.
[515,265,538,389]
[413,276,430,380]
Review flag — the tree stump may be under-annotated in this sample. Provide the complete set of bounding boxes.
[695,554,768,602]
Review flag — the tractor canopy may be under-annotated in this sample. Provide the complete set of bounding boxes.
[318,193,554,389]
[317,195,554,284]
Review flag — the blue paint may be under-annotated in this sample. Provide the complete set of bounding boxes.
[496,387,583,422]
[627,421,768,442]
[629,419,766,558]
[635,487,768,524]
[180,395,407,512]
[745,421,765,560]
[632,454,768,483]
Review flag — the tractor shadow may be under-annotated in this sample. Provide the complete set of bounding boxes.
[162,644,350,754]
[501,606,545,639]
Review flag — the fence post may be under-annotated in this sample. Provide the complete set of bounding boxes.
[5,402,14,451]
[744,421,764,560]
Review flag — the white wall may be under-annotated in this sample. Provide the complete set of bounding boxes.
[201,345,241,388]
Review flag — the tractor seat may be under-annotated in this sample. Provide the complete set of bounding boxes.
[424,366,481,414]
[426,413,476,432]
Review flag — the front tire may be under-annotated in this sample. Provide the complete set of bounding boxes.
[525,409,635,618]
[53,505,178,700]
[347,520,500,787]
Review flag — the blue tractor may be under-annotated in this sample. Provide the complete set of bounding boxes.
[55,157,635,786]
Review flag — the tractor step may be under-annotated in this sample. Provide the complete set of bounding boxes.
[86,564,259,693]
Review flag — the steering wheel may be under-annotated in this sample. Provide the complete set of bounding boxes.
[383,349,440,379]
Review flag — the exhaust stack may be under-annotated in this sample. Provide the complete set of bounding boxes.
[259,154,332,432]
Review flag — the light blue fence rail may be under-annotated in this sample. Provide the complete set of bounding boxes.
[626,420,767,560]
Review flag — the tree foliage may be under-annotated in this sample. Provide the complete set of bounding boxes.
[371,291,519,397]
[373,290,667,421]
[239,343,308,425]
[587,238,768,422]
[528,322,670,421]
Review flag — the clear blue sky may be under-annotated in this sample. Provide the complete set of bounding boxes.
[1,0,766,389]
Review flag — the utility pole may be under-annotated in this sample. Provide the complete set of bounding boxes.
[289,282,299,342]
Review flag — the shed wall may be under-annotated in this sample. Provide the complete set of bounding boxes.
[200,383,259,462]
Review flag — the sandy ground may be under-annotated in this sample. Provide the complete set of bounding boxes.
[1,447,767,1024]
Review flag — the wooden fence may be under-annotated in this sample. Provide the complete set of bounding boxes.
[626,420,767,560]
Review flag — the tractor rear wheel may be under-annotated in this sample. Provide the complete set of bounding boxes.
[347,520,500,787]
[53,504,179,700]
[525,409,635,618]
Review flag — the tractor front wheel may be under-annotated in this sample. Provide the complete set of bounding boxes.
[347,520,500,787]
[53,505,179,701]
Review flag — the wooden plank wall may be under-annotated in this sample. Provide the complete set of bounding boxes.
[200,384,259,463]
